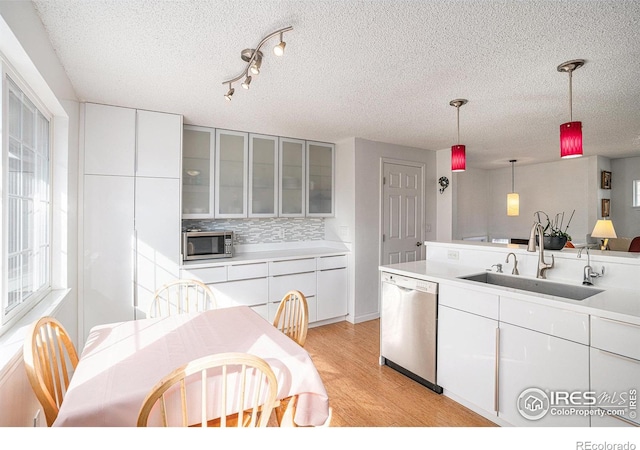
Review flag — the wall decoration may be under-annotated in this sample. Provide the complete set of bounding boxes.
[601,170,611,189]
[438,176,449,194]
[601,198,610,217]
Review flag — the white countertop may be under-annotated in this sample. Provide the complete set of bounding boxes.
[183,244,349,269]
[379,260,640,326]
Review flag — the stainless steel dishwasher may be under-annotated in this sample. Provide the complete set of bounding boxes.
[379,271,442,393]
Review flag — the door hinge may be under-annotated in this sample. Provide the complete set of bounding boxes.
[382,234,386,242]
[383,177,386,185]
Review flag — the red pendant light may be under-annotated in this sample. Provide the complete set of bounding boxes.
[557,60,585,159]
[450,99,468,172]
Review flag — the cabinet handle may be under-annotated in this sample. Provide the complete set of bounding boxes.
[319,267,346,272]
[596,348,639,364]
[494,327,500,413]
[595,316,640,330]
[272,271,315,278]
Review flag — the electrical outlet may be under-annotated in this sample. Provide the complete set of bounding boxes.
[425,223,432,233]
[275,228,284,239]
[447,250,459,260]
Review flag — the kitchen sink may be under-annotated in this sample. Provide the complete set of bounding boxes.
[458,272,603,300]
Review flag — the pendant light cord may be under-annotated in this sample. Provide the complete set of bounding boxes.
[568,70,573,121]
[456,105,460,144]
[510,160,516,193]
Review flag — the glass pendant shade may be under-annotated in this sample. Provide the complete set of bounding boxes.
[451,145,466,172]
[560,121,583,158]
[507,193,520,216]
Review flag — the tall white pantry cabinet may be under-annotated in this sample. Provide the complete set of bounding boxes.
[81,103,182,343]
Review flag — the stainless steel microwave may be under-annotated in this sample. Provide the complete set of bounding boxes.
[182,231,234,261]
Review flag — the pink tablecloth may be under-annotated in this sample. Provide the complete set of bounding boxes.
[53,306,329,426]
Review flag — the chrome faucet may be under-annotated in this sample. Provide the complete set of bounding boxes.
[491,263,503,273]
[506,252,519,275]
[578,245,604,286]
[527,222,554,279]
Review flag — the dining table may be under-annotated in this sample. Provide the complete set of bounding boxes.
[53,306,330,427]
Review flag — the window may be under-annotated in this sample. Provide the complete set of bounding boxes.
[2,75,51,322]
[634,180,640,208]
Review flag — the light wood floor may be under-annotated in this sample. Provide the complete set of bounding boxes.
[303,319,497,427]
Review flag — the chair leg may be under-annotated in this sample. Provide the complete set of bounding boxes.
[275,395,298,427]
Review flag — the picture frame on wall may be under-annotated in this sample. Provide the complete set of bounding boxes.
[601,170,612,189]
[602,198,610,217]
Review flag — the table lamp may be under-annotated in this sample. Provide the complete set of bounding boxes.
[591,219,617,250]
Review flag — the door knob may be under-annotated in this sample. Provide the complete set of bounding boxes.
[416,241,422,247]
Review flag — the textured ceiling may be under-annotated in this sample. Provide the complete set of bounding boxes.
[32,0,640,169]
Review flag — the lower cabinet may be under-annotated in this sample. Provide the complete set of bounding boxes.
[181,253,348,325]
[498,322,590,426]
[437,305,498,415]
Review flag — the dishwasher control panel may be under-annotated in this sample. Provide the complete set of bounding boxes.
[381,272,438,294]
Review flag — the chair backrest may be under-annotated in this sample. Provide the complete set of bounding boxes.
[149,279,217,318]
[273,290,309,347]
[137,352,278,427]
[23,317,79,426]
[629,236,640,253]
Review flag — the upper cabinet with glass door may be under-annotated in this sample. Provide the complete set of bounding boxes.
[248,134,278,217]
[306,141,335,217]
[182,126,214,218]
[215,129,248,218]
[279,138,306,217]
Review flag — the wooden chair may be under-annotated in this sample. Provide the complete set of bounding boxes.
[137,352,278,427]
[149,279,217,318]
[273,290,309,347]
[23,317,79,426]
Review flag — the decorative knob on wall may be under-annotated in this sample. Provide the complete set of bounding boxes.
[439,176,449,194]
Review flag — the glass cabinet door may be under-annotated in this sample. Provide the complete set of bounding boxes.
[248,134,278,217]
[279,138,306,217]
[182,126,214,217]
[306,141,334,217]
[215,129,248,218]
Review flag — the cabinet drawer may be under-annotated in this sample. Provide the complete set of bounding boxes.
[317,255,347,270]
[227,262,268,281]
[180,266,227,284]
[590,347,640,426]
[269,258,316,276]
[439,284,499,320]
[269,272,316,302]
[591,316,640,360]
[209,278,268,308]
[499,297,588,344]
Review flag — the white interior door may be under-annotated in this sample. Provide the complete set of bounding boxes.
[382,161,424,265]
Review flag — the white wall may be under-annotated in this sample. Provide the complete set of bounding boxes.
[0,2,79,426]
[611,156,640,238]
[455,156,602,244]
[436,149,453,241]
[350,138,436,322]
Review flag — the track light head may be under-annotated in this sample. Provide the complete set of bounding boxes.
[274,33,286,56]
[224,86,234,101]
[241,76,252,89]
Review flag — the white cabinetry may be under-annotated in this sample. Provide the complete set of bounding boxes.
[306,141,334,217]
[590,317,640,427]
[249,134,278,217]
[437,284,498,416]
[215,129,248,218]
[316,255,348,320]
[82,103,182,341]
[182,126,214,217]
[268,258,317,323]
[279,138,306,217]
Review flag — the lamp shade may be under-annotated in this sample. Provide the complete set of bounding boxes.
[507,193,520,216]
[560,121,583,158]
[591,219,617,239]
[451,145,466,172]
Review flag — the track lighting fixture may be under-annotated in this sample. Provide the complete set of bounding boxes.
[222,26,292,101]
